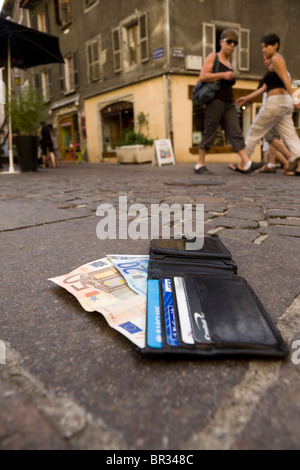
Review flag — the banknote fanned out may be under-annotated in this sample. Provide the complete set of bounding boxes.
[49,257,146,348]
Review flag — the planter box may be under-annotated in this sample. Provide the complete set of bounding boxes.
[14,135,39,172]
[116,145,154,164]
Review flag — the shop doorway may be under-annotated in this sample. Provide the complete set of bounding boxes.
[58,113,80,161]
[101,101,134,158]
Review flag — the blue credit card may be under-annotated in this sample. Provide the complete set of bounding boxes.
[147,279,162,349]
[162,278,179,346]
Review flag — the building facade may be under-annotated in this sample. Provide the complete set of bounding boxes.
[4,0,300,163]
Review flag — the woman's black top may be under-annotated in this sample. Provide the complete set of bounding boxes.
[263,70,286,92]
[215,61,236,103]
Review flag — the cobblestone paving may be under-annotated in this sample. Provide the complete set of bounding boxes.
[0,162,300,450]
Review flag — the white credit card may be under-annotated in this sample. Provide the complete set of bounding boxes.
[174,277,195,345]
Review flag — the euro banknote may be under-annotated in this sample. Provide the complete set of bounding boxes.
[49,257,146,348]
[107,255,149,299]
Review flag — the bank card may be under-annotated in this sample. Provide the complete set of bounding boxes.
[162,278,179,346]
[174,277,195,345]
[147,279,162,349]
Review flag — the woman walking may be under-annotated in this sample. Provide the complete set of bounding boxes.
[195,28,263,175]
[233,33,300,175]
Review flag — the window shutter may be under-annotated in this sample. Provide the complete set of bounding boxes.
[239,28,250,71]
[73,50,79,88]
[139,12,149,63]
[48,67,53,99]
[59,63,65,93]
[92,42,100,81]
[34,73,42,94]
[203,23,216,59]
[112,27,123,72]
[45,4,50,33]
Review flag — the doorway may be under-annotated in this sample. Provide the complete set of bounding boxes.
[101,101,134,158]
[58,113,80,161]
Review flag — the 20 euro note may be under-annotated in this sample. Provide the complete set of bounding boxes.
[107,255,149,299]
[49,258,146,349]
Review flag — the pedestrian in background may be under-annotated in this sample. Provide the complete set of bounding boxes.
[38,121,57,168]
[234,33,300,176]
[195,28,264,175]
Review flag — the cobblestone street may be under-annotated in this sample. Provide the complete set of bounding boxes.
[1,161,300,450]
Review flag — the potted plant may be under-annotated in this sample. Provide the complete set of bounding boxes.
[116,112,154,164]
[9,87,46,171]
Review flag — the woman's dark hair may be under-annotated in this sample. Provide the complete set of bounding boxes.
[261,33,280,51]
[221,28,239,41]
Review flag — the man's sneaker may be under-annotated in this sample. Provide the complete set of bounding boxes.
[194,165,213,175]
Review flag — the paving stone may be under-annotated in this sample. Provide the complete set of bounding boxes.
[1,162,300,450]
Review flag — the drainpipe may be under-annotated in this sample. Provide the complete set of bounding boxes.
[165,0,173,142]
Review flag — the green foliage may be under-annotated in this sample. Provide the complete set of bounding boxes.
[117,112,154,147]
[9,87,46,135]
[116,128,154,147]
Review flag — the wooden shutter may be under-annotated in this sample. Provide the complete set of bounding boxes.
[139,12,149,63]
[59,63,65,93]
[203,23,216,59]
[112,27,123,72]
[239,28,250,71]
[48,67,53,99]
[73,50,79,88]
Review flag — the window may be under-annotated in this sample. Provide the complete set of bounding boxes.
[202,22,250,72]
[112,12,149,73]
[34,68,52,102]
[37,11,47,32]
[41,68,53,102]
[86,36,102,82]
[101,101,134,156]
[127,24,138,66]
[60,51,79,94]
[54,0,71,27]
[37,5,50,33]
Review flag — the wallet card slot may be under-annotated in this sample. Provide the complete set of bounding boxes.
[186,274,282,349]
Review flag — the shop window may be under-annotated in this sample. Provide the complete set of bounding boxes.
[58,114,80,161]
[101,101,134,157]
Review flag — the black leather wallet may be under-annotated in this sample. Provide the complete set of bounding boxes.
[142,235,288,359]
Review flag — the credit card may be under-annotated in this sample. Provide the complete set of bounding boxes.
[185,276,212,344]
[147,279,162,349]
[174,277,195,345]
[162,278,179,346]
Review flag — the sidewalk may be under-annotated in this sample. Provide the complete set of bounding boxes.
[1,161,300,450]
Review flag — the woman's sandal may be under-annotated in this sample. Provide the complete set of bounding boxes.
[229,161,264,174]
